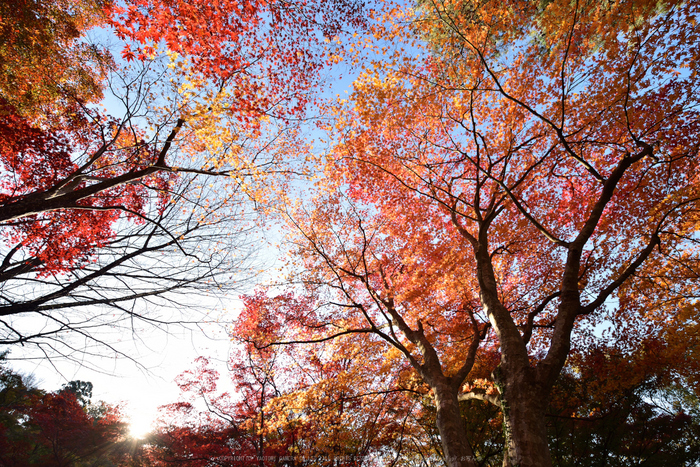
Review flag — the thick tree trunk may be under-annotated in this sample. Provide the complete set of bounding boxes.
[433,382,478,467]
[495,366,552,467]
[471,234,554,467]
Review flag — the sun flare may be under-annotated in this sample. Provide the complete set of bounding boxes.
[129,414,154,439]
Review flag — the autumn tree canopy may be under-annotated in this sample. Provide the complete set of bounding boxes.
[0,0,111,116]
[146,292,432,466]
[253,0,700,466]
[0,0,370,361]
[4,0,700,465]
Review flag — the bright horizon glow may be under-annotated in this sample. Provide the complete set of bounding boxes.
[6,317,239,444]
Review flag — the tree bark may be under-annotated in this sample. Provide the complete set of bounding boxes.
[471,229,554,467]
[433,381,478,467]
[494,365,551,467]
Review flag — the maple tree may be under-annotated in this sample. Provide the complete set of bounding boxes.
[275,196,494,466]
[263,0,700,466]
[0,0,111,116]
[0,0,370,361]
[107,0,367,122]
[147,292,439,467]
[233,292,435,466]
[0,172,259,366]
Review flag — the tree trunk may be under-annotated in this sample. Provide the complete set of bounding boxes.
[473,236,554,467]
[494,365,552,467]
[433,382,479,467]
